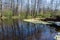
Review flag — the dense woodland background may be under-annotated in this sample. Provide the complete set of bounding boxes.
[0,0,60,19]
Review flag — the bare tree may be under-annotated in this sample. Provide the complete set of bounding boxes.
[37,0,42,14]
[33,0,36,17]
[15,0,19,15]
[53,0,58,16]
[11,0,15,16]
[25,0,29,18]
[21,0,22,14]
[48,0,54,17]
[0,0,2,17]
[31,0,36,18]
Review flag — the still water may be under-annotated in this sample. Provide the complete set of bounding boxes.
[0,19,57,40]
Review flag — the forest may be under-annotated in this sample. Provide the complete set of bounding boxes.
[0,0,60,20]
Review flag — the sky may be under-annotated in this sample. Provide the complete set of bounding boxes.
[1,0,60,10]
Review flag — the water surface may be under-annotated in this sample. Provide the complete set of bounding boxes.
[0,19,57,40]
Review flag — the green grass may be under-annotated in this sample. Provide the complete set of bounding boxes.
[1,9,60,20]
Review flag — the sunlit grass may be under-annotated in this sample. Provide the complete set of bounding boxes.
[23,19,51,24]
[12,16,20,19]
[1,16,6,19]
[1,16,20,19]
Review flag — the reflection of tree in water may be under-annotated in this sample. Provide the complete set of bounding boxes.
[0,19,4,40]
[12,19,20,40]
[0,19,57,40]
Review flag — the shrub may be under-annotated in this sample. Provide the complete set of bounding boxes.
[3,9,12,19]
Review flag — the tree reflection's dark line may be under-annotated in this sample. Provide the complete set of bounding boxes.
[0,19,4,40]
[12,19,17,40]
[0,19,57,40]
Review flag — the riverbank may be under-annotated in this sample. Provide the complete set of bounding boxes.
[1,15,60,21]
[0,16,20,20]
[23,19,52,24]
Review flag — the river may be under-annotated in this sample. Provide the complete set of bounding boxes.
[0,19,57,40]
